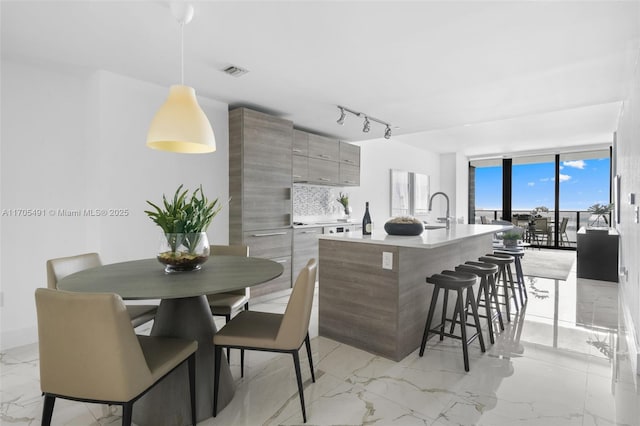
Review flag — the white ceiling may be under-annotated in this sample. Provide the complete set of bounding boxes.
[2,1,639,158]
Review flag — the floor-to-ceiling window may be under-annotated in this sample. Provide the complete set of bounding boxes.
[470,149,611,249]
[558,150,611,247]
[472,159,503,223]
[512,155,556,247]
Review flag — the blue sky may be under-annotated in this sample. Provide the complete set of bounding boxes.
[476,158,611,211]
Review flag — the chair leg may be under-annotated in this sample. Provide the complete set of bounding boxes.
[122,402,133,426]
[419,285,440,356]
[479,276,495,344]
[292,351,307,423]
[213,345,222,417]
[304,333,315,383]
[240,349,245,378]
[244,301,249,311]
[440,288,449,341]
[188,353,196,426]
[505,264,519,311]
[41,394,55,426]
[225,314,231,361]
[456,289,470,372]
[488,273,504,331]
[467,287,486,353]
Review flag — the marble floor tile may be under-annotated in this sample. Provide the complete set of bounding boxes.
[1,261,639,426]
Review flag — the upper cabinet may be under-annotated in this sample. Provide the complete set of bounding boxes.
[293,130,360,186]
[229,108,293,232]
[308,134,339,162]
[338,141,360,186]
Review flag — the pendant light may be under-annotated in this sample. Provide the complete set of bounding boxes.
[146,2,216,154]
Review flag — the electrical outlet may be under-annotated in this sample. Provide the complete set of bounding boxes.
[382,252,393,270]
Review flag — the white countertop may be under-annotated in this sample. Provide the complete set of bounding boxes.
[318,224,511,249]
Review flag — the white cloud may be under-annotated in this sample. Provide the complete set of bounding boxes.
[562,160,586,169]
[528,182,535,187]
[559,174,571,182]
[540,178,550,182]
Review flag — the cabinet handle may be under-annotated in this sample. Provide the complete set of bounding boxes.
[301,230,318,234]
[343,180,355,184]
[343,159,354,164]
[293,149,302,153]
[319,154,331,159]
[318,177,330,182]
[252,232,288,237]
[275,259,289,264]
[293,175,302,178]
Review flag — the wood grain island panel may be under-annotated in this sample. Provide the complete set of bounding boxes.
[318,225,506,361]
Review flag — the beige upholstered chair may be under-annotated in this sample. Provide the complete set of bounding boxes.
[213,259,317,423]
[35,288,197,426]
[208,245,250,360]
[46,253,157,328]
[207,245,250,320]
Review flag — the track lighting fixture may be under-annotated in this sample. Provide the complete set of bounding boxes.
[384,125,392,139]
[337,107,346,125]
[336,105,392,139]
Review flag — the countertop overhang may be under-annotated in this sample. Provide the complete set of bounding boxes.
[318,224,511,249]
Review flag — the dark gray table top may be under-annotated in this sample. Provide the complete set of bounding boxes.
[58,256,284,300]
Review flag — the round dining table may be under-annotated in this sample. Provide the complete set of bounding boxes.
[58,256,283,426]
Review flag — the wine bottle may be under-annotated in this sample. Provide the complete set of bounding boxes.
[362,202,372,235]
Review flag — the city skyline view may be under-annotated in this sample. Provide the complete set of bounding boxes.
[476,157,611,212]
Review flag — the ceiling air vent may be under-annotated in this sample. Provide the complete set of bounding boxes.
[222,65,249,77]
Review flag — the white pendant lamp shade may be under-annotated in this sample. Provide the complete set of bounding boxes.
[146,85,216,154]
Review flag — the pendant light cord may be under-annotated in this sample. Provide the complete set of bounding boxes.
[180,22,185,84]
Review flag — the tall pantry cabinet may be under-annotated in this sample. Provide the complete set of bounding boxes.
[229,108,293,297]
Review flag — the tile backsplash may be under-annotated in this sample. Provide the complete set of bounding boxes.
[293,184,349,222]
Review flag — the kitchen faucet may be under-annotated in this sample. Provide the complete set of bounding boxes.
[428,192,451,229]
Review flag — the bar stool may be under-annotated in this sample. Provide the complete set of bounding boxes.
[419,270,486,372]
[493,249,527,305]
[452,261,504,344]
[479,254,518,322]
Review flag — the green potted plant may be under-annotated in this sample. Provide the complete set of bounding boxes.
[336,192,351,219]
[145,184,223,272]
[499,227,524,248]
[587,203,613,229]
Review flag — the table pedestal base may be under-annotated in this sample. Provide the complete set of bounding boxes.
[133,296,235,425]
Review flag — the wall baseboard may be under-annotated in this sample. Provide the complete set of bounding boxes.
[1,326,38,352]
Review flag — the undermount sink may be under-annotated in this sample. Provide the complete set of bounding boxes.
[423,224,447,230]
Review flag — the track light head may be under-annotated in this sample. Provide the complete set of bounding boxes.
[384,125,392,139]
[337,107,346,125]
[363,116,370,133]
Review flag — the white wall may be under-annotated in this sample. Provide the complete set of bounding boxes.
[0,60,229,349]
[348,138,442,227]
[615,51,640,375]
[441,152,470,224]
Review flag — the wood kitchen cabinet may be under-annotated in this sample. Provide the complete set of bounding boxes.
[293,130,360,186]
[293,227,322,278]
[308,133,339,161]
[229,107,294,297]
[308,158,340,185]
[293,130,309,181]
[339,141,360,166]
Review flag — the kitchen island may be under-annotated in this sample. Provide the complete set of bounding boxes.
[318,224,509,361]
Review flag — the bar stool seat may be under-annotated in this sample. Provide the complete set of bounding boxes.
[453,261,504,344]
[419,270,486,372]
[492,249,527,305]
[479,254,518,322]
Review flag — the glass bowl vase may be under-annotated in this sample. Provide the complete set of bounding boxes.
[157,232,210,273]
